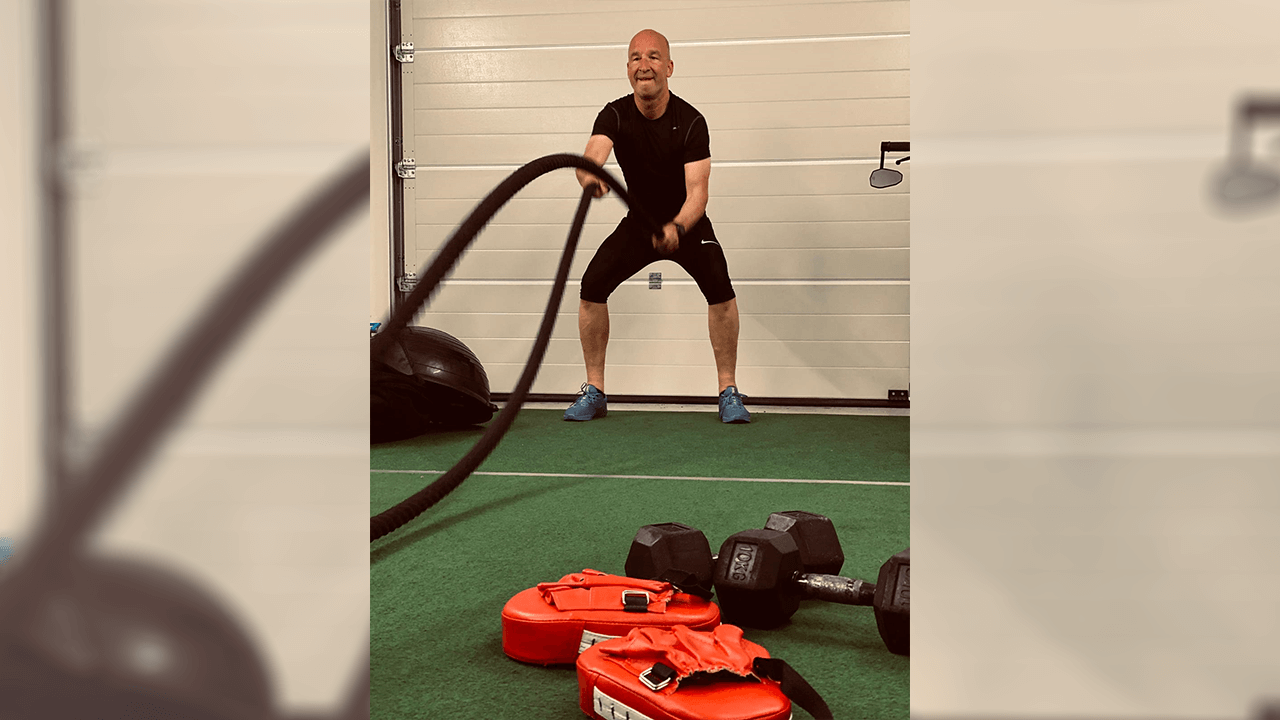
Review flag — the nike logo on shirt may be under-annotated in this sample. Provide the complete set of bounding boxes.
[701,239,720,246]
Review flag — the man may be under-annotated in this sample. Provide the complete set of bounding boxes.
[564,29,750,424]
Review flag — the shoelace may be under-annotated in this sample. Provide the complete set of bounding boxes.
[723,390,747,408]
[574,382,599,403]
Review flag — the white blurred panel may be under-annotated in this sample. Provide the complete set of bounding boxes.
[0,0,376,714]
[0,0,43,543]
[913,0,1280,717]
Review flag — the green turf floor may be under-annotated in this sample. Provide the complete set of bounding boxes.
[371,409,909,720]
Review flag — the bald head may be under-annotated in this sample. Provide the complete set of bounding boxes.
[629,29,670,59]
[626,29,674,104]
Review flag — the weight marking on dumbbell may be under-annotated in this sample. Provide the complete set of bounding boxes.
[728,542,757,582]
[893,565,910,608]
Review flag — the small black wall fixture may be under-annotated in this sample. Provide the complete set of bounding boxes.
[871,141,911,188]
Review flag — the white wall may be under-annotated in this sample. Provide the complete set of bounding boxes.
[388,0,910,399]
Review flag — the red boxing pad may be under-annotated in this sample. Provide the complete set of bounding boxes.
[576,625,792,720]
[501,570,721,666]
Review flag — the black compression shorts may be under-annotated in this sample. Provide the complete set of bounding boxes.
[579,215,736,305]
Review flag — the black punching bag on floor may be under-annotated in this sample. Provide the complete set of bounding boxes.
[370,326,498,443]
[0,556,275,719]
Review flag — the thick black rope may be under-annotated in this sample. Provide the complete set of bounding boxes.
[0,153,371,624]
[371,154,655,359]
[370,154,657,542]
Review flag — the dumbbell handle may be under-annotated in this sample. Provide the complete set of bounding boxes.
[794,573,876,606]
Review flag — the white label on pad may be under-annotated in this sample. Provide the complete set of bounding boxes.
[579,629,622,654]
[593,687,657,720]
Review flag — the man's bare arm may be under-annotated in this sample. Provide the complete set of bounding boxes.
[577,134,614,197]
[673,157,710,230]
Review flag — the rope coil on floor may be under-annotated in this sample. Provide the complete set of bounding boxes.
[370,153,659,542]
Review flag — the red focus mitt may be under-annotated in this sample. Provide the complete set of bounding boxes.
[576,624,833,720]
[501,569,721,665]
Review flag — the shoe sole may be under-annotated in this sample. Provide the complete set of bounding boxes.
[564,407,607,421]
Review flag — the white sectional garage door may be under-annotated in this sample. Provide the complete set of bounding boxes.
[389,0,909,400]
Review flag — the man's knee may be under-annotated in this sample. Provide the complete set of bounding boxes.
[707,295,738,313]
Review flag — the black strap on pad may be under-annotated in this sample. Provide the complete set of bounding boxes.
[752,657,833,720]
[658,569,714,601]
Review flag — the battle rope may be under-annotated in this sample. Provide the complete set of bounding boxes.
[0,153,371,622]
[370,154,659,542]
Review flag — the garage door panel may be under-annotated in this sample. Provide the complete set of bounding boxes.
[414,106,602,136]
[416,126,911,166]
[420,70,909,109]
[396,1,909,400]
[418,38,908,84]
[483,363,910,397]
[414,133,596,166]
[703,97,909,131]
[414,217,906,258]
[712,126,912,164]
[436,247,905,281]
[412,165,910,203]
[415,4,906,48]
[721,221,908,249]
[749,313,908,342]
[421,0,891,20]
[418,97,909,137]
[462,337,908,370]
[418,192,906,226]
[416,311,908,342]
[712,195,909,223]
[413,168,595,200]
[415,196,627,229]
[412,220,627,253]
[730,248,908,280]
[423,282,908,316]
[713,164,911,197]
[413,131,911,167]
[414,220,908,252]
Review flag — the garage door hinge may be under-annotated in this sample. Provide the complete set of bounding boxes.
[395,158,416,179]
[397,271,418,293]
[393,42,415,63]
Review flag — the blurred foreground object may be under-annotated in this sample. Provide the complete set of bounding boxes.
[1212,96,1280,211]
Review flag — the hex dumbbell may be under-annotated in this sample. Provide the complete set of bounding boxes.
[624,513,910,656]
[716,528,910,655]
[624,511,844,594]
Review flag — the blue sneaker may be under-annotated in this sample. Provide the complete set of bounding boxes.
[564,383,607,421]
[718,386,751,424]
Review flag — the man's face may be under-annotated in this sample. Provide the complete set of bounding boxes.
[627,32,672,99]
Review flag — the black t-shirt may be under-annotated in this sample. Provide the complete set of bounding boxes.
[591,93,710,224]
